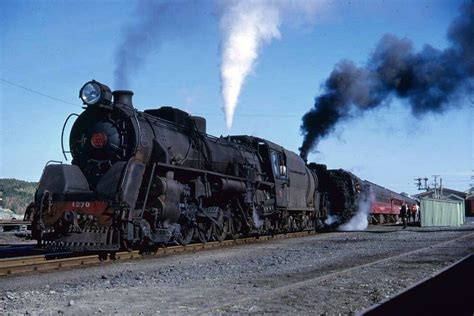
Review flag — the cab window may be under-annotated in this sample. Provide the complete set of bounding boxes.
[271,151,287,179]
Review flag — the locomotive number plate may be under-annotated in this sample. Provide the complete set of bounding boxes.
[71,201,91,208]
[66,201,108,216]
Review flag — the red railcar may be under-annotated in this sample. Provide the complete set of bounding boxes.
[364,180,416,223]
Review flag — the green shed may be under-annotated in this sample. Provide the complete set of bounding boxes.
[420,198,465,227]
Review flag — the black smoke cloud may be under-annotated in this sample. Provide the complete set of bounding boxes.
[114,0,207,89]
[300,2,474,160]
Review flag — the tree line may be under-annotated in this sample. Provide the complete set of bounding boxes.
[0,179,37,215]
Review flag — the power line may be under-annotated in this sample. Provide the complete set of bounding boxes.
[0,80,305,117]
[0,78,81,107]
[0,79,308,117]
[1,77,473,117]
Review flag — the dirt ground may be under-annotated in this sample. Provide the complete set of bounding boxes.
[1,221,473,315]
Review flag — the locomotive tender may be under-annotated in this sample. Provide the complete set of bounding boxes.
[28,80,333,251]
[314,166,416,225]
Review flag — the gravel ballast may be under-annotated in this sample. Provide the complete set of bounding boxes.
[1,222,473,315]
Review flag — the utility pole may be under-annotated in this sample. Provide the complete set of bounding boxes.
[440,178,443,198]
[471,170,474,192]
[432,175,442,199]
[470,99,474,193]
[0,185,3,209]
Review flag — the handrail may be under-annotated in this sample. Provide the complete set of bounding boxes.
[61,113,79,161]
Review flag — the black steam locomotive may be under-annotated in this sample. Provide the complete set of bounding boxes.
[26,80,363,251]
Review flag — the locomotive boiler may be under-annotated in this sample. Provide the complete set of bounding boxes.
[28,80,327,251]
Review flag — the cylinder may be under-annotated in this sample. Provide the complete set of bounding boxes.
[218,179,246,192]
[155,177,183,223]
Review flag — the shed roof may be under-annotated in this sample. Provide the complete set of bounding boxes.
[413,188,467,200]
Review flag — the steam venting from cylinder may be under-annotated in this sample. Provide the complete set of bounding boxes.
[217,0,319,129]
[300,2,474,160]
[338,186,374,231]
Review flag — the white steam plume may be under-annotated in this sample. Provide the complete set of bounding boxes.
[339,186,375,231]
[252,206,263,228]
[324,214,339,226]
[219,1,280,129]
[218,0,320,129]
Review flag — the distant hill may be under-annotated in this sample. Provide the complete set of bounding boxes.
[0,179,37,215]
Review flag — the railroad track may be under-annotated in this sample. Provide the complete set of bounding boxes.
[0,230,317,277]
[0,220,31,227]
[0,220,31,232]
[200,230,474,314]
[0,245,40,259]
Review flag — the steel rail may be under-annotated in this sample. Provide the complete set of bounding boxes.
[0,231,316,277]
[0,220,31,226]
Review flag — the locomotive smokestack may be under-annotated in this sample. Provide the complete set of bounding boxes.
[113,90,134,108]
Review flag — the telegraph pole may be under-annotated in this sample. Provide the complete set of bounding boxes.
[440,178,443,198]
[432,175,441,199]
[415,175,443,198]
[471,170,474,192]
[0,185,3,209]
[470,99,474,193]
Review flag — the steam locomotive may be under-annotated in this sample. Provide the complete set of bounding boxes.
[26,80,331,251]
[25,80,406,252]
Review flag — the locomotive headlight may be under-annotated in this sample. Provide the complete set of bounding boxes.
[79,80,112,106]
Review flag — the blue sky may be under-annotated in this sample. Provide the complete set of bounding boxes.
[1,0,472,195]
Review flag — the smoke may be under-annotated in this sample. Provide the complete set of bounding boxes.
[217,0,320,129]
[300,2,474,160]
[114,0,206,89]
[338,186,374,231]
[324,214,339,226]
